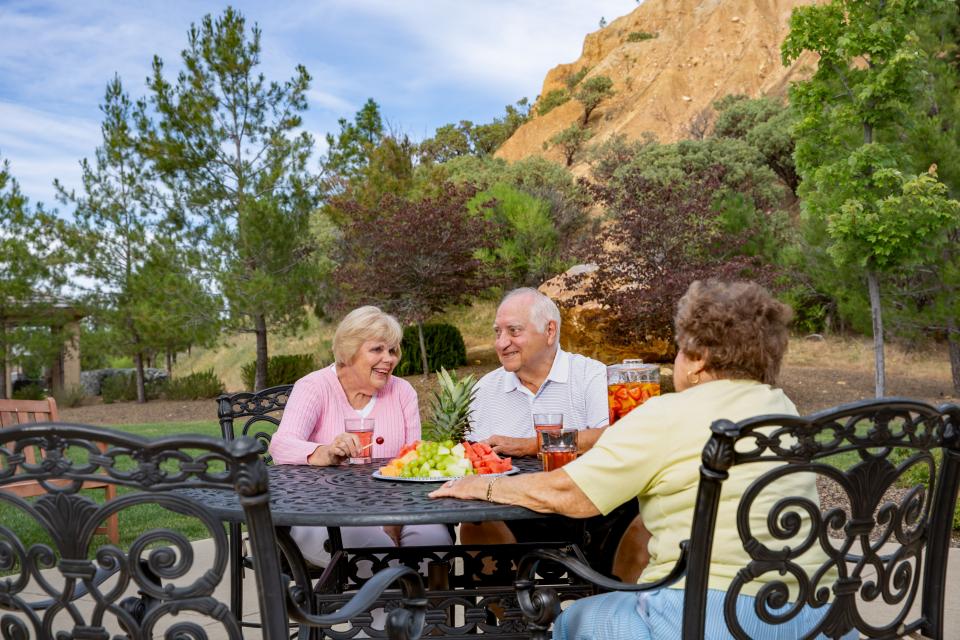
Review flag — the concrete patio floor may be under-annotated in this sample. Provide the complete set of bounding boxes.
[4,538,959,638]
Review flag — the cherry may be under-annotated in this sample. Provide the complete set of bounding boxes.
[375,436,384,445]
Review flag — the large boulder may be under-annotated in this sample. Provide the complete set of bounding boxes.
[80,368,169,396]
[539,265,673,365]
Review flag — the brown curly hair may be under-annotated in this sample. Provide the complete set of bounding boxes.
[674,280,792,385]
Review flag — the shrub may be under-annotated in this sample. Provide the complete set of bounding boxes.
[626,30,657,42]
[892,448,960,531]
[166,369,225,400]
[53,384,86,408]
[101,373,164,404]
[11,383,46,401]
[537,89,570,117]
[565,66,591,90]
[395,324,467,376]
[241,354,317,391]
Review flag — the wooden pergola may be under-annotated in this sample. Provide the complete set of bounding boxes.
[2,297,84,398]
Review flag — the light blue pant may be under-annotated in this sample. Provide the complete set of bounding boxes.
[554,588,858,639]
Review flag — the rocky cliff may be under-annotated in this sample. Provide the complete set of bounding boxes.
[496,0,818,168]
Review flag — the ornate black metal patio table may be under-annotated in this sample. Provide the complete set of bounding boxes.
[181,457,592,638]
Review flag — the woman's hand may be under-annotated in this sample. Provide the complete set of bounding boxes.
[428,476,488,501]
[307,433,360,466]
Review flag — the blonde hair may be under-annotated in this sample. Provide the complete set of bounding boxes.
[332,306,403,365]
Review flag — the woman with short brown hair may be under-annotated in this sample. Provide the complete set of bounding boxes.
[432,280,850,639]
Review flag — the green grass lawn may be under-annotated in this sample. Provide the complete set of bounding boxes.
[1,420,228,564]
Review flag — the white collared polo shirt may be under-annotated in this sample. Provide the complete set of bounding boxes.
[468,349,609,441]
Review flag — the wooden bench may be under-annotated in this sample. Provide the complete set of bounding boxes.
[515,398,960,639]
[0,397,119,544]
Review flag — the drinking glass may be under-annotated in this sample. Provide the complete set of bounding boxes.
[344,417,375,464]
[539,428,578,472]
[532,412,564,433]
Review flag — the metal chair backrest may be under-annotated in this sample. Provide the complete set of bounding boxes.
[217,385,292,464]
[0,421,290,639]
[685,398,960,639]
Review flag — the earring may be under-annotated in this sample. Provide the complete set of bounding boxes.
[687,371,700,386]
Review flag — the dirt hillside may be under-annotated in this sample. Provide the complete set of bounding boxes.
[496,0,818,167]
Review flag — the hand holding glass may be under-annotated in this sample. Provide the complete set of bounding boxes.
[539,428,578,471]
[344,418,375,464]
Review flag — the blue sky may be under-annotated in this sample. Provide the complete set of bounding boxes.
[0,0,635,211]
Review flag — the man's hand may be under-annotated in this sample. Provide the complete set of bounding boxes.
[483,435,537,457]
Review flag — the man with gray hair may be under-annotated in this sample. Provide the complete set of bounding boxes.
[467,287,609,455]
[462,287,640,575]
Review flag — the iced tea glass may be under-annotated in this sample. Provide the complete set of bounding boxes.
[344,417,375,464]
[533,412,564,433]
[539,428,578,472]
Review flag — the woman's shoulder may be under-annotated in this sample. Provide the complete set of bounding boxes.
[292,365,337,391]
[384,373,417,399]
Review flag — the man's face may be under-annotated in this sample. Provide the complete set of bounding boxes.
[493,296,556,375]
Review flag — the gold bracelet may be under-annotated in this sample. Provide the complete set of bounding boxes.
[485,477,500,502]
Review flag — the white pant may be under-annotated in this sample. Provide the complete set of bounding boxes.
[290,524,452,568]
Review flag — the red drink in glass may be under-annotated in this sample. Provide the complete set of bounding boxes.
[344,418,375,464]
[541,447,577,471]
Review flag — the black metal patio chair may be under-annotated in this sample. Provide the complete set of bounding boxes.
[515,398,960,639]
[0,421,426,640]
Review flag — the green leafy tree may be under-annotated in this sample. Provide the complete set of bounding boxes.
[466,98,530,156]
[574,75,614,125]
[0,157,68,398]
[330,183,498,375]
[55,76,164,403]
[547,123,593,166]
[418,122,472,163]
[711,95,799,193]
[537,89,571,116]
[783,0,960,396]
[322,98,385,187]
[470,184,569,287]
[144,8,322,391]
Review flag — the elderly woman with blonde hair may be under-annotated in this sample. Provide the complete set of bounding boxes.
[432,280,854,639]
[270,305,451,566]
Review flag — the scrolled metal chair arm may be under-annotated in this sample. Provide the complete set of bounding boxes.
[515,541,689,639]
[285,565,426,640]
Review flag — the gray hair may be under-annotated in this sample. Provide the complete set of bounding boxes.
[500,287,561,336]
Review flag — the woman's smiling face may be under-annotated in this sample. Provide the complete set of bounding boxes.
[345,339,400,391]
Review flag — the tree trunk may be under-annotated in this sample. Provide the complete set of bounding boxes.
[417,321,429,379]
[166,349,173,376]
[948,317,960,395]
[134,351,147,404]
[254,313,268,391]
[866,269,886,397]
[0,321,7,400]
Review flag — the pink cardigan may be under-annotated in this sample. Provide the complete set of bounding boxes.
[269,365,421,465]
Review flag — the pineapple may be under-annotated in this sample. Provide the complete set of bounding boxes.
[422,367,479,444]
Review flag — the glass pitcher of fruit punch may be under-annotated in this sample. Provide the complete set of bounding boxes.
[606,359,660,424]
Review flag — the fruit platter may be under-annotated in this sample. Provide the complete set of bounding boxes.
[375,439,514,481]
[373,367,514,482]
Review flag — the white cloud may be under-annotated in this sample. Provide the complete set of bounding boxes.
[0,0,639,205]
